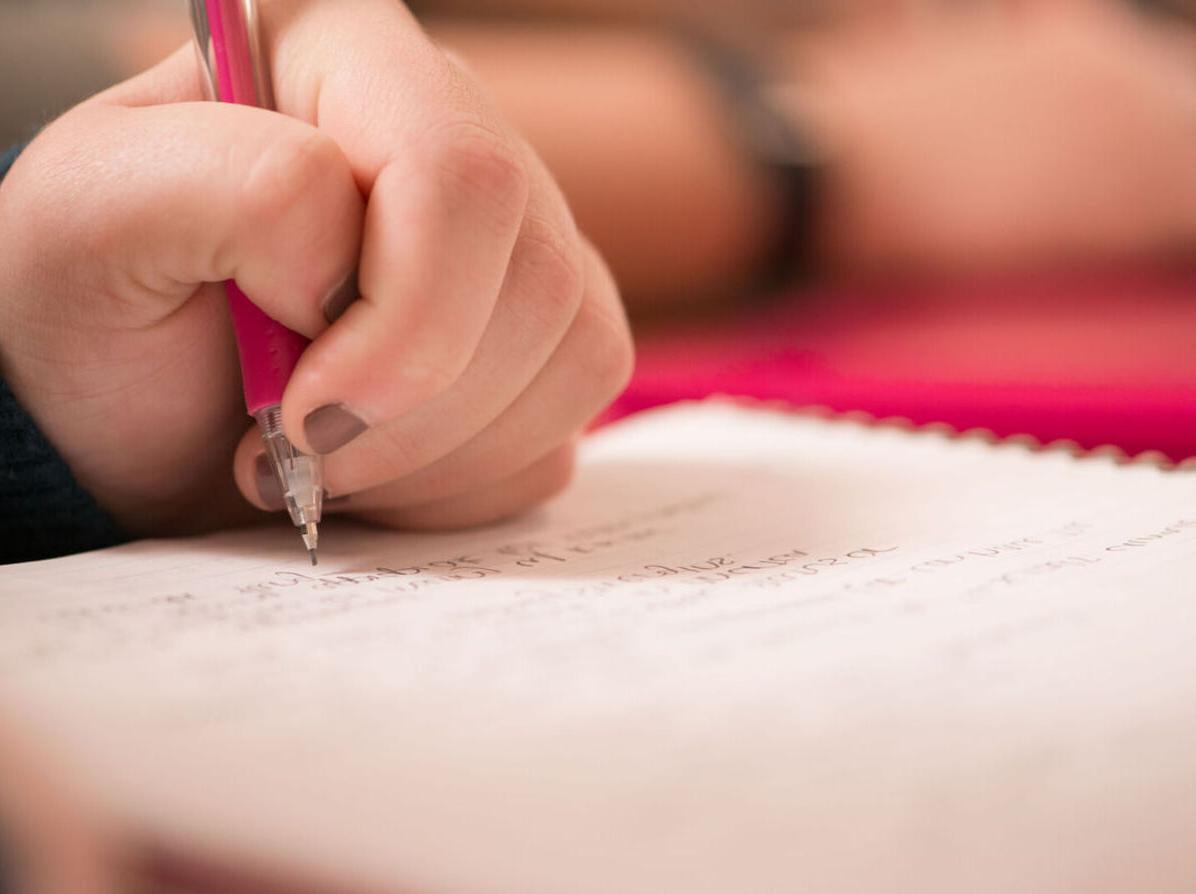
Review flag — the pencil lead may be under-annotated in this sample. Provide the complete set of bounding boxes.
[299,521,320,566]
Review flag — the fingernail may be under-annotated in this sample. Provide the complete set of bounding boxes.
[322,270,360,324]
[255,453,285,511]
[305,403,368,455]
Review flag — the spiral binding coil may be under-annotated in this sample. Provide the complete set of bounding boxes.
[694,394,1195,472]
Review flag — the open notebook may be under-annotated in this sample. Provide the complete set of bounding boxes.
[1,401,1194,893]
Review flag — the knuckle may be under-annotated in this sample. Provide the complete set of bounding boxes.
[599,329,635,401]
[579,286,634,400]
[427,120,529,231]
[536,444,578,500]
[404,353,468,398]
[513,216,586,330]
[241,128,342,226]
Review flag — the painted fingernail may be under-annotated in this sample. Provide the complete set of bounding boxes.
[255,453,285,511]
[322,270,360,324]
[305,403,368,455]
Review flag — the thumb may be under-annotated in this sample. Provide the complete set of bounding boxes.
[9,50,362,337]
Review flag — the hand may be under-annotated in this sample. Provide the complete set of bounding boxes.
[0,0,631,538]
[791,0,1196,274]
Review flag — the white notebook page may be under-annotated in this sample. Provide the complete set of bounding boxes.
[1,402,1195,894]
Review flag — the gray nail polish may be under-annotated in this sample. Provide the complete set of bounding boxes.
[255,453,285,511]
[305,403,368,455]
[322,270,360,324]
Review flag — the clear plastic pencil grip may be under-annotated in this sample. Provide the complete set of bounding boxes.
[255,406,324,547]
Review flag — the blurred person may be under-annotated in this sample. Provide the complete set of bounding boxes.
[4,0,1196,567]
[423,0,1196,304]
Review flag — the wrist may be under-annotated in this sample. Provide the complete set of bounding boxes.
[432,23,781,307]
[679,31,824,292]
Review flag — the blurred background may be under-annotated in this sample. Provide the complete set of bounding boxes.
[0,0,188,146]
[7,0,1178,146]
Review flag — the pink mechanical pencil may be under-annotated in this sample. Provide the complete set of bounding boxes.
[190,0,324,563]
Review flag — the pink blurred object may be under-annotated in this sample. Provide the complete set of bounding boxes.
[611,273,1196,461]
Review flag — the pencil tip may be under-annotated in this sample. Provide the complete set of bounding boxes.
[309,549,319,566]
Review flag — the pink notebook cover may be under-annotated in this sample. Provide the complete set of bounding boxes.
[610,274,1196,462]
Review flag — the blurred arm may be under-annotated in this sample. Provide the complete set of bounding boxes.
[431,22,785,308]
[437,4,1196,304]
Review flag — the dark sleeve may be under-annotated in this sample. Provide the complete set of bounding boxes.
[0,145,21,177]
[0,143,127,564]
